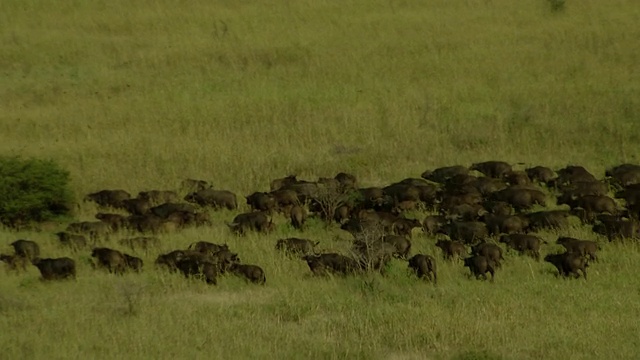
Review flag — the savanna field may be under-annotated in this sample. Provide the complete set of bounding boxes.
[1,0,640,358]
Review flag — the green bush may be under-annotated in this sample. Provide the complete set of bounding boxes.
[0,156,74,228]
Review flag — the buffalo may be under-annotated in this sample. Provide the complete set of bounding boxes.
[544,252,588,280]
[407,254,437,284]
[185,189,238,210]
[275,238,319,257]
[471,242,504,268]
[289,205,307,230]
[176,259,218,285]
[303,253,362,276]
[84,189,131,208]
[10,240,40,263]
[55,232,88,251]
[556,237,600,262]
[0,254,28,272]
[499,234,545,261]
[470,161,512,178]
[464,255,496,281]
[124,254,144,272]
[187,241,229,255]
[91,247,127,274]
[228,264,266,284]
[227,211,274,235]
[435,239,467,261]
[32,257,76,280]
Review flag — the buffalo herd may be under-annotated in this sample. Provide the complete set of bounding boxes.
[3,161,640,285]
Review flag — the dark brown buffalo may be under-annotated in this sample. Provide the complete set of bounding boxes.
[66,221,112,240]
[381,235,412,259]
[279,181,319,204]
[180,179,212,193]
[607,165,640,187]
[270,189,300,212]
[290,205,307,230]
[155,250,188,271]
[358,187,386,209]
[435,239,467,261]
[482,201,513,216]
[421,165,469,184]
[32,257,76,280]
[504,171,531,186]
[392,218,422,237]
[166,210,211,228]
[526,210,573,231]
[138,190,179,206]
[383,183,421,203]
[303,253,362,276]
[275,238,319,256]
[556,237,600,262]
[525,166,557,185]
[84,189,131,208]
[442,203,486,221]
[544,252,588,280]
[440,192,483,209]
[95,213,127,231]
[228,264,266,284]
[184,189,238,210]
[227,211,274,235]
[208,249,240,271]
[555,166,597,185]
[491,188,546,211]
[438,221,488,244]
[118,236,160,251]
[470,242,504,268]
[55,232,88,250]
[10,240,40,262]
[246,192,276,212]
[91,247,127,274]
[335,172,358,191]
[464,255,496,281]
[592,219,639,241]
[423,215,447,235]
[560,181,609,198]
[557,195,618,217]
[150,203,197,219]
[176,259,218,285]
[188,241,229,255]
[0,254,28,271]
[121,198,152,216]
[355,210,399,232]
[124,254,143,272]
[483,214,529,235]
[468,177,508,196]
[334,204,351,223]
[470,161,512,178]
[499,234,545,261]
[407,254,437,284]
[606,164,640,178]
[392,200,419,214]
[125,214,171,234]
[270,175,299,192]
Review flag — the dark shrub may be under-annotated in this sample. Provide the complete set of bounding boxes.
[0,156,74,228]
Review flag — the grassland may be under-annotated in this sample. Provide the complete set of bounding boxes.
[1,0,640,358]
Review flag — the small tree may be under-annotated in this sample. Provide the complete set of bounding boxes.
[0,156,74,228]
[311,183,360,226]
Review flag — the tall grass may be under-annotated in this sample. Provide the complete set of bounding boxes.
[1,0,640,358]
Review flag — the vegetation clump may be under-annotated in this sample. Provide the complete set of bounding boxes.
[0,156,73,228]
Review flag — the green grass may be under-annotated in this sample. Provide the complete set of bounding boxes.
[1,0,640,358]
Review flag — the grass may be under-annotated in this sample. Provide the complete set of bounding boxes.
[1,0,640,358]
